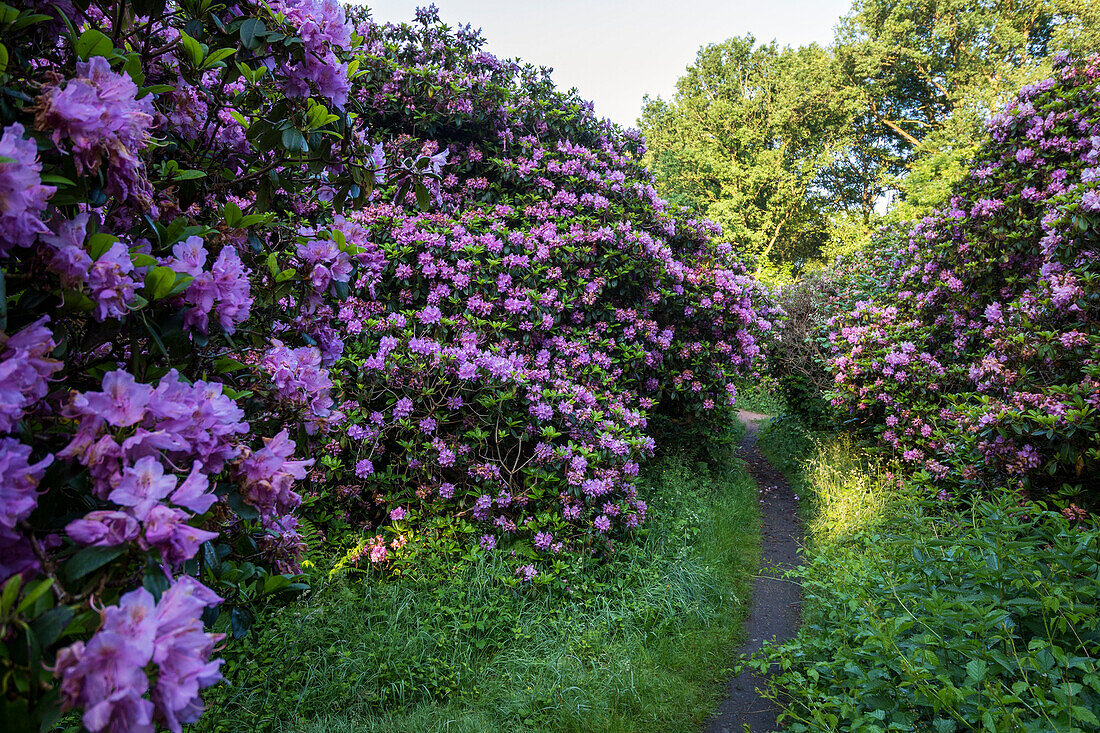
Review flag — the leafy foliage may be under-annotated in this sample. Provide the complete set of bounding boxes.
[753,421,1100,733]
[639,38,858,276]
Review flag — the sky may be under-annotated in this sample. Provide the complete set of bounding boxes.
[357,0,853,128]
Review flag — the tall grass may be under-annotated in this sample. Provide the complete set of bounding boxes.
[198,442,760,733]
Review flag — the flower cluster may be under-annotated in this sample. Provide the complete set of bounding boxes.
[55,577,224,733]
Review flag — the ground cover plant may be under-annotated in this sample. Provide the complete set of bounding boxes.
[0,2,775,730]
[755,417,1100,732]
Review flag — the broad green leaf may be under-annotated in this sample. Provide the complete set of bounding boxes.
[202,47,236,69]
[15,578,53,614]
[179,32,204,66]
[74,28,113,60]
[64,545,126,582]
[30,606,74,647]
[1,574,21,615]
[144,266,176,300]
[86,233,117,260]
[130,253,158,268]
[240,18,265,49]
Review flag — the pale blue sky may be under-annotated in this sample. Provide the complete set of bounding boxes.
[358,1,853,128]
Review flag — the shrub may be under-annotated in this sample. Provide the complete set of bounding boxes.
[825,55,1100,508]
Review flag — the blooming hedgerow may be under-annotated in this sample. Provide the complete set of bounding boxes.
[826,54,1100,508]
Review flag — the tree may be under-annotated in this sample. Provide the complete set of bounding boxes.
[639,38,859,277]
[835,0,1100,213]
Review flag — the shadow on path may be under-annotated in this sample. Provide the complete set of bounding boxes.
[704,412,803,733]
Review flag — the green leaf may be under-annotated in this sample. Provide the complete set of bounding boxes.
[40,173,75,187]
[64,545,126,582]
[130,253,158,268]
[281,128,307,153]
[179,31,204,66]
[965,659,987,682]
[30,606,73,647]
[202,47,236,69]
[229,606,253,638]
[137,84,175,98]
[0,43,8,75]
[87,232,117,260]
[144,266,176,300]
[172,169,207,181]
[224,201,242,228]
[214,357,248,373]
[166,274,194,297]
[1,575,21,615]
[121,52,145,86]
[74,28,113,60]
[415,182,430,210]
[240,18,266,50]
[15,578,53,614]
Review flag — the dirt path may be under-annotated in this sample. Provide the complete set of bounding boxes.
[704,412,803,733]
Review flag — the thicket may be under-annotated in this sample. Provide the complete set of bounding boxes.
[0,2,772,730]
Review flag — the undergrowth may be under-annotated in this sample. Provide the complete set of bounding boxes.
[754,419,1100,732]
[196,433,759,733]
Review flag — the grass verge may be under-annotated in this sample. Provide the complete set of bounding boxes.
[197,435,759,733]
[754,418,1100,733]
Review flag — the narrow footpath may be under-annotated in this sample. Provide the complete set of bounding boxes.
[705,412,803,733]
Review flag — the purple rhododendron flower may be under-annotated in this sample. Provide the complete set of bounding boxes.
[390,506,407,521]
[261,343,337,431]
[0,437,52,531]
[60,369,248,499]
[0,316,62,433]
[392,396,413,419]
[270,0,353,106]
[238,429,314,519]
[297,235,352,296]
[35,56,155,206]
[41,215,138,321]
[354,458,374,477]
[66,510,141,547]
[183,245,253,335]
[164,236,207,277]
[0,122,55,252]
[56,577,223,733]
[594,514,611,533]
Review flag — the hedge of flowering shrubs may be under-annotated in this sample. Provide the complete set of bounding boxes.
[826,54,1100,510]
[0,2,771,729]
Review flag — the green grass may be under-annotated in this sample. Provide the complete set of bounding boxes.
[198,440,760,733]
[732,379,787,416]
[753,418,1100,733]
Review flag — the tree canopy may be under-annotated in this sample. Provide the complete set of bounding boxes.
[640,0,1100,276]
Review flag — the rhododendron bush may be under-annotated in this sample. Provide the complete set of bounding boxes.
[0,2,770,728]
[826,54,1100,509]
